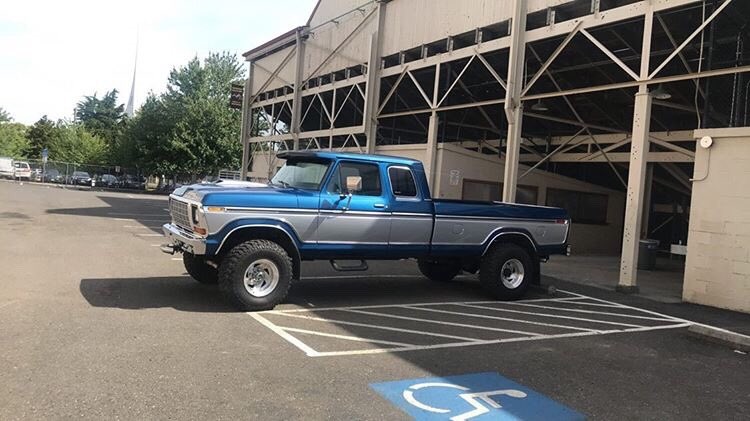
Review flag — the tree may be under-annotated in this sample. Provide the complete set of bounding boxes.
[47,124,107,165]
[0,123,29,157]
[74,90,126,151]
[125,52,247,178]
[0,107,12,123]
[25,116,57,158]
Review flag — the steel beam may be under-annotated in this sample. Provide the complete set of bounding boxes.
[291,28,306,150]
[619,3,655,291]
[363,0,387,153]
[240,62,255,180]
[502,0,527,203]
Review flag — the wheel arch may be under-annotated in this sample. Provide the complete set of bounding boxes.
[483,230,540,285]
[216,225,301,280]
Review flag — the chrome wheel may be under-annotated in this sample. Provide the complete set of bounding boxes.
[243,259,279,298]
[500,258,525,289]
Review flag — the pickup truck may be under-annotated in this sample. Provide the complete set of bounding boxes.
[162,151,570,311]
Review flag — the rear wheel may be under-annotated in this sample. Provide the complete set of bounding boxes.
[417,259,462,282]
[218,240,293,311]
[183,253,218,284]
[479,243,534,300]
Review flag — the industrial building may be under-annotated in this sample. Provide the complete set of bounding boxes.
[238,0,750,313]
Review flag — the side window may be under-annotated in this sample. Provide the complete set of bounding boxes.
[388,167,417,197]
[326,162,382,196]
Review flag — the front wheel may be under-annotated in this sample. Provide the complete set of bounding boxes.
[183,253,218,284]
[417,259,462,282]
[479,244,535,300]
[218,240,293,311]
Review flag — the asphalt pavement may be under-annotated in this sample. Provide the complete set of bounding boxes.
[1,180,748,420]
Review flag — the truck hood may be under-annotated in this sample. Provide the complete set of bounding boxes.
[172,183,299,208]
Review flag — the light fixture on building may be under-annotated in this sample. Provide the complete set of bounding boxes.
[651,84,672,100]
[530,99,549,111]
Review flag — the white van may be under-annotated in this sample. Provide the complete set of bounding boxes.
[13,161,31,180]
[0,157,14,179]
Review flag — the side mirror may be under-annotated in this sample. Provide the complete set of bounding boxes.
[345,176,362,194]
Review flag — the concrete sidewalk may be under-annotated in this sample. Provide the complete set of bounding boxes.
[542,254,685,303]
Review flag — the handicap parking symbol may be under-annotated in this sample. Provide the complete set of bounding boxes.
[371,372,584,421]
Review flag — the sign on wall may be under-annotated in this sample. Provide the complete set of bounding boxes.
[229,83,244,109]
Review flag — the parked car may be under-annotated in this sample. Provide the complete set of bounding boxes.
[161,151,571,311]
[95,174,118,188]
[120,175,145,189]
[70,171,93,186]
[0,157,14,179]
[13,161,32,180]
[43,169,64,183]
[30,168,43,181]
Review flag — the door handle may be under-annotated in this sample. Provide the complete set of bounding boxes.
[373,203,387,209]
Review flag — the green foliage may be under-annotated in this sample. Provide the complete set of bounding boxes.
[0,107,12,123]
[25,116,57,158]
[0,122,29,157]
[124,51,247,176]
[74,90,126,147]
[47,124,107,165]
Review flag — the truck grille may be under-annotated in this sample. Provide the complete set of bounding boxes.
[169,199,192,229]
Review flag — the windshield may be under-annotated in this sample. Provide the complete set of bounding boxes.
[270,160,330,190]
[73,172,90,177]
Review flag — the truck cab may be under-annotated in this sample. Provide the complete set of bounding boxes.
[163,151,570,311]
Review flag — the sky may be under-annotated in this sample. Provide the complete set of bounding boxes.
[0,0,318,124]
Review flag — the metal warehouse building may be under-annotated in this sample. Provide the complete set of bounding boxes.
[238,0,750,313]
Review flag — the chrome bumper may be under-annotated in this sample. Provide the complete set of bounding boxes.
[161,223,206,255]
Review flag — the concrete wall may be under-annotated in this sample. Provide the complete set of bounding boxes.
[249,143,625,254]
[683,128,750,313]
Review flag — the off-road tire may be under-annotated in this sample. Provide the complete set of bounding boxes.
[417,259,462,282]
[479,243,534,300]
[183,253,218,284]
[218,240,293,311]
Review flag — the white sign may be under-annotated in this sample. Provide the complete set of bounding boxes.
[449,170,461,186]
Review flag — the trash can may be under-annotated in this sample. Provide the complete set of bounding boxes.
[638,239,660,270]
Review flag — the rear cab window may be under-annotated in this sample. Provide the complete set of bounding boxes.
[388,166,418,198]
[326,161,382,197]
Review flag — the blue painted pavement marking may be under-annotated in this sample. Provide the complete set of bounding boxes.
[371,372,584,421]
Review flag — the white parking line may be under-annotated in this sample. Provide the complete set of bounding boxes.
[456,303,644,328]
[114,218,166,222]
[267,311,482,342]
[278,326,415,347]
[307,323,694,358]
[344,308,545,336]
[404,305,601,333]
[137,233,164,237]
[250,292,702,358]
[497,302,676,321]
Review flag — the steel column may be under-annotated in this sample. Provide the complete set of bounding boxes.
[619,5,655,292]
[240,62,255,180]
[502,0,527,203]
[363,1,386,153]
[291,28,306,150]
[425,112,439,189]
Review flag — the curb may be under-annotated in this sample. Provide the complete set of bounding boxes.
[687,324,750,352]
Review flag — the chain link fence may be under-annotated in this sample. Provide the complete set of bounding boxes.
[4,157,243,193]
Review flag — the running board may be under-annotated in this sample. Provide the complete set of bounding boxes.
[329,259,369,272]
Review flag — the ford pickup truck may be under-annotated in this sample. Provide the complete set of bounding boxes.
[162,151,570,311]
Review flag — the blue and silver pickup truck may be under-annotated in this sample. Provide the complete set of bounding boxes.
[162,151,570,311]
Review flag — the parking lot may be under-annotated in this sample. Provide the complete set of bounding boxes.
[1,181,749,420]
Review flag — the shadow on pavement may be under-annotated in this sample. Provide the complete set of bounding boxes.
[48,195,169,233]
[79,276,235,313]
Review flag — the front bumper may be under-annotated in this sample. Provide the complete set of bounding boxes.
[161,223,207,255]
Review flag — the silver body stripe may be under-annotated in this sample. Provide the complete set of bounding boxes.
[195,206,567,253]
